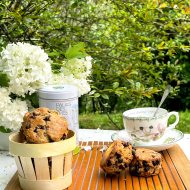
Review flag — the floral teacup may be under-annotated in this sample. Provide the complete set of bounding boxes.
[122,107,179,145]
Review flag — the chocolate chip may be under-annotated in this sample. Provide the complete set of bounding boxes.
[152,161,156,166]
[115,153,122,159]
[119,165,125,169]
[132,147,136,151]
[142,151,145,153]
[156,159,160,165]
[33,127,38,133]
[48,111,51,113]
[26,123,31,129]
[142,160,149,166]
[136,171,141,175]
[132,151,136,156]
[136,165,139,170]
[144,167,150,172]
[107,161,112,167]
[123,143,129,148]
[43,116,50,121]
[60,133,66,140]
[118,158,123,163]
[30,115,35,119]
[125,163,129,168]
[151,155,155,158]
[40,125,45,130]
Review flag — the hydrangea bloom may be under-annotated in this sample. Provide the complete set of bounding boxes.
[0,88,28,131]
[61,56,92,79]
[0,42,51,97]
[48,56,92,96]
[0,88,11,110]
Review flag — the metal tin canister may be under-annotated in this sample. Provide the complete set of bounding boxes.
[38,85,79,151]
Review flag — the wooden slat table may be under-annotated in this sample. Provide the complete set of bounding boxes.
[5,141,190,190]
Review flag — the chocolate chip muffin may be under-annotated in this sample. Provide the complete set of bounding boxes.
[21,107,68,143]
[129,148,163,177]
[100,140,136,175]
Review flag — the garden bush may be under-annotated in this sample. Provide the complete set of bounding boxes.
[1,0,190,120]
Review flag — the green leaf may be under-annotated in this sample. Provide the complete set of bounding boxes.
[67,54,87,60]
[48,52,60,56]
[135,98,141,107]
[0,73,10,87]
[0,126,12,133]
[94,93,100,98]
[135,82,141,91]
[27,92,39,107]
[65,42,88,59]
[113,82,119,89]
[9,12,22,22]
[115,90,123,96]
[101,94,109,99]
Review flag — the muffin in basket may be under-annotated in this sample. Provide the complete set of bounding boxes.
[21,107,68,143]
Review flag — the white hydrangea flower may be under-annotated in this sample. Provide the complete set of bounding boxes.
[0,98,28,131]
[61,56,92,79]
[0,42,51,97]
[0,87,11,111]
[48,56,92,97]
[48,73,91,97]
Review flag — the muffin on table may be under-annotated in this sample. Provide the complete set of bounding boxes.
[100,140,136,175]
[21,107,68,143]
[129,148,163,177]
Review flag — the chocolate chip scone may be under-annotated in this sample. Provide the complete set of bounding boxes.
[21,107,68,143]
[100,140,136,175]
[129,148,163,177]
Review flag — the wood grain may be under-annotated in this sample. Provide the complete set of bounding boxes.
[9,130,76,158]
[19,157,36,180]
[34,157,50,180]
[5,142,189,190]
[167,144,190,190]
[52,154,64,179]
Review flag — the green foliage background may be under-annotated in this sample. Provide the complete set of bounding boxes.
[1,0,190,119]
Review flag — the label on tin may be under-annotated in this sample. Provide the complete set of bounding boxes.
[39,98,79,145]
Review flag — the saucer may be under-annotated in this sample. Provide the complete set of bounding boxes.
[111,129,184,152]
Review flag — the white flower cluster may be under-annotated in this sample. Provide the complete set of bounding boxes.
[0,88,28,131]
[0,42,92,131]
[0,42,51,97]
[48,56,92,96]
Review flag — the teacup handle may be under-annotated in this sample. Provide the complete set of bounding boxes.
[165,111,179,133]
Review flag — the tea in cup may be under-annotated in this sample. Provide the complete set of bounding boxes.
[122,107,179,145]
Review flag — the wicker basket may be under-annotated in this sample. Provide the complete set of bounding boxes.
[9,130,76,190]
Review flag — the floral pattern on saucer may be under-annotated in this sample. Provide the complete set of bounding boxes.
[130,122,167,142]
[111,129,184,152]
[163,137,175,144]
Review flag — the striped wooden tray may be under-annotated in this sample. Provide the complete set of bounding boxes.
[5,141,190,190]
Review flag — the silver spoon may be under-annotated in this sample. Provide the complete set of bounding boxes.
[153,85,172,117]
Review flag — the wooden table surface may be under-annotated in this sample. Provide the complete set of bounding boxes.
[4,141,190,190]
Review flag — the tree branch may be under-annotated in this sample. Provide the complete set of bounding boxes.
[98,98,122,130]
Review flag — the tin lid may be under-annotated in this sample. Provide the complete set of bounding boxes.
[39,85,78,99]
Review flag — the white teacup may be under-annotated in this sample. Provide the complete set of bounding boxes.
[122,107,179,145]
